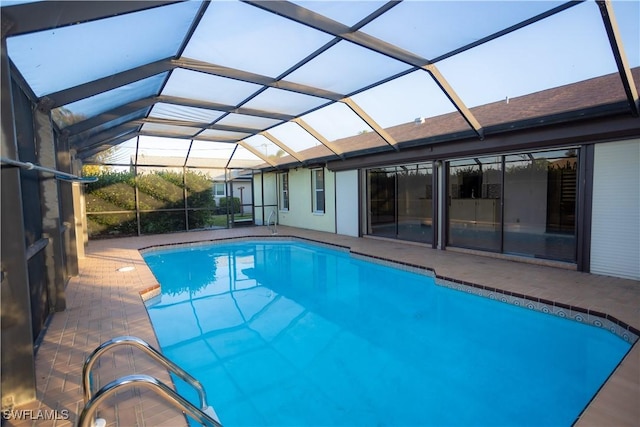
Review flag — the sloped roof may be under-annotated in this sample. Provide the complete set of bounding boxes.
[2,0,638,171]
[269,67,640,167]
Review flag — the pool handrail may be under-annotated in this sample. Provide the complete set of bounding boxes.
[267,210,277,234]
[78,374,222,427]
[82,336,209,410]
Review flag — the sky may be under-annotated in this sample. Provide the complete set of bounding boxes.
[4,0,640,166]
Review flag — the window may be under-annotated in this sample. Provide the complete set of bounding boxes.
[213,183,225,196]
[312,168,325,213]
[280,172,289,210]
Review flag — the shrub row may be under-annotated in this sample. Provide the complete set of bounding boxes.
[84,169,243,238]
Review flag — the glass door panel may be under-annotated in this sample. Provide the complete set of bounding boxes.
[368,167,396,238]
[397,163,433,244]
[448,156,502,251]
[503,150,577,261]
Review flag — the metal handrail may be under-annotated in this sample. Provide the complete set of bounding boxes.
[0,156,98,183]
[82,336,208,410]
[77,374,222,427]
[267,210,277,235]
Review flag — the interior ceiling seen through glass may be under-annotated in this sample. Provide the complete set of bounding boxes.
[3,0,638,171]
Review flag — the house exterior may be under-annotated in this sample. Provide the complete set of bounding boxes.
[253,69,640,281]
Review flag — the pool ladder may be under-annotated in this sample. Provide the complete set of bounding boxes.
[267,210,277,235]
[79,336,222,427]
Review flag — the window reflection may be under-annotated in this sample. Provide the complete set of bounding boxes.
[367,163,433,244]
[503,150,577,262]
[448,156,502,252]
[280,172,289,210]
[447,149,578,262]
[312,169,325,213]
[368,167,396,239]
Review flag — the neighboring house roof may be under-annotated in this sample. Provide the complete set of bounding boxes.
[269,67,640,168]
[133,155,261,170]
[131,155,255,180]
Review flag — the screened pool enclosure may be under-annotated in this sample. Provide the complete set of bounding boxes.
[2,0,640,416]
[2,0,638,239]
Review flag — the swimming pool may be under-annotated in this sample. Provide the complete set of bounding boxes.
[142,239,633,426]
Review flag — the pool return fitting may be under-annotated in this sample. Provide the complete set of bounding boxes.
[80,336,221,427]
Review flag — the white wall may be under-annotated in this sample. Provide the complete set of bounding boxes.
[336,170,359,236]
[590,139,640,280]
[266,168,336,233]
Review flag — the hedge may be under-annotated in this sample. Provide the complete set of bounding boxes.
[85,169,225,238]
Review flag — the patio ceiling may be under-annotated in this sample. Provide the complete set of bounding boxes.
[2,0,639,170]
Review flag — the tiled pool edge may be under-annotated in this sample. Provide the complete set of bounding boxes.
[138,234,350,254]
[139,234,639,345]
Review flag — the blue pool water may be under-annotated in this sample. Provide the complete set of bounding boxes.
[142,240,631,427]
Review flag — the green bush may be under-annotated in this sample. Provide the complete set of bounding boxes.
[140,211,186,235]
[87,213,137,238]
[187,209,218,230]
[218,197,241,214]
[137,173,184,208]
[186,171,217,210]
[85,169,221,238]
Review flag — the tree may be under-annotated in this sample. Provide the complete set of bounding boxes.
[268,149,286,161]
[82,146,120,175]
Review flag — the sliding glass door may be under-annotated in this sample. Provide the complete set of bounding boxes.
[503,150,577,262]
[448,156,502,251]
[397,164,433,243]
[447,149,578,262]
[368,163,433,244]
[368,167,396,239]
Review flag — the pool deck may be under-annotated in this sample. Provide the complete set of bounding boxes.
[6,226,639,427]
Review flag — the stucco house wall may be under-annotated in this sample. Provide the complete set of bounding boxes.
[256,168,336,233]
